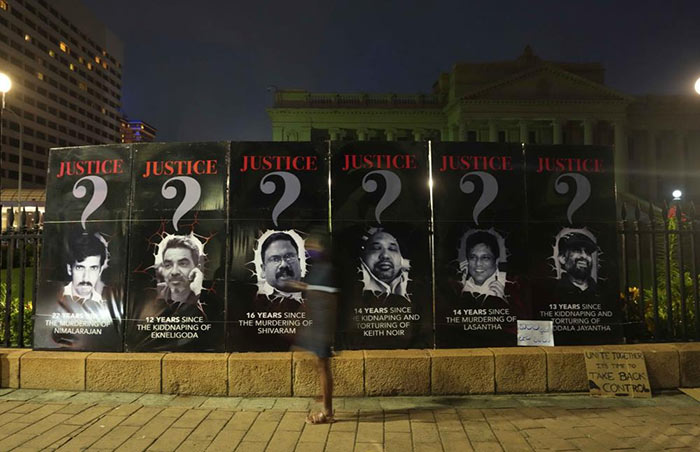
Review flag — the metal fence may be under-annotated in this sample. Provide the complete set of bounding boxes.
[619,200,699,343]
[0,206,41,348]
[1,202,698,348]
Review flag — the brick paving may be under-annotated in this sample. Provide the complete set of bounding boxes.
[0,388,698,451]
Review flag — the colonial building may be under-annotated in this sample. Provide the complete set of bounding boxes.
[267,47,700,203]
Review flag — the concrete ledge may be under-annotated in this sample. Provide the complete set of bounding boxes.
[543,346,587,392]
[87,352,164,394]
[1,343,697,395]
[365,349,430,396]
[293,350,364,397]
[492,347,546,393]
[0,348,31,388]
[429,349,494,395]
[20,351,90,391]
[636,344,680,390]
[229,352,292,397]
[673,343,700,387]
[163,353,228,396]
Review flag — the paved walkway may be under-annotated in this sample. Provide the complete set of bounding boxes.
[0,388,698,451]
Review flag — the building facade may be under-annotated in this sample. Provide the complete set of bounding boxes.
[267,47,700,203]
[0,0,122,190]
[120,116,156,143]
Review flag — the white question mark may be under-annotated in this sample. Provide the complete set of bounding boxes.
[259,171,301,227]
[459,171,498,226]
[161,176,201,231]
[362,170,401,224]
[72,176,108,230]
[555,172,591,224]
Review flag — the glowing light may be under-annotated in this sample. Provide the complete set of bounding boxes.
[695,77,700,95]
[0,72,12,93]
[672,189,682,200]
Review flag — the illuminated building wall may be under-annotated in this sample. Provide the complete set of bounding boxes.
[0,0,122,189]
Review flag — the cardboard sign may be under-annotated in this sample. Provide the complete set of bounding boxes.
[584,350,651,398]
[517,320,554,346]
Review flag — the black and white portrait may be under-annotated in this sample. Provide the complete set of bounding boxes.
[253,229,307,301]
[359,228,411,300]
[553,228,600,294]
[457,229,508,300]
[152,233,206,316]
[63,230,109,306]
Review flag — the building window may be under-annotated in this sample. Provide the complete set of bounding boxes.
[498,131,506,143]
[528,131,537,144]
[36,72,44,80]
[0,1,7,11]
[24,34,31,42]
[467,131,477,142]
[59,41,69,52]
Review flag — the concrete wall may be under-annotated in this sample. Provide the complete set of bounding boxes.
[1,344,698,396]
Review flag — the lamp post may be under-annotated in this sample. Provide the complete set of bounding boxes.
[0,72,23,213]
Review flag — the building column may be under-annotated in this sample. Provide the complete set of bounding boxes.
[458,124,467,141]
[329,128,340,141]
[552,119,563,145]
[519,120,529,144]
[441,127,449,142]
[583,119,595,145]
[357,128,368,141]
[613,121,628,192]
[385,128,396,142]
[647,129,658,200]
[413,128,425,141]
[488,120,498,143]
[673,130,687,193]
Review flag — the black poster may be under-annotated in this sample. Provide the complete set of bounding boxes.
[227,142,328,352]
[331,142,433,349]
[124,142,229,352]
[432,143,530,348]
[35,145,132,351]
[525,145,622,345]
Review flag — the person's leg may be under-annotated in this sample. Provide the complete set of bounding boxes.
[317,356,333,416]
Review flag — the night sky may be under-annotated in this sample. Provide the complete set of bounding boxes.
[81,0,700,142]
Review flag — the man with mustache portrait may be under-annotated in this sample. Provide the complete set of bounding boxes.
[258,231,303,301]
[154,234,205,317]
[63,232,108,305]
[359,228,410,299]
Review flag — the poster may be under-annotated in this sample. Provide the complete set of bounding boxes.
[432,143,530,347]
[124,142,229,352]
[331,142,433,349]
[227,142,329,352]
[34,145,131,351]
[525,145,621,345]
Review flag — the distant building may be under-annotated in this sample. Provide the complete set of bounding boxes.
[120,116,156,143]
[0,0,123,191]
[267,47,700,203]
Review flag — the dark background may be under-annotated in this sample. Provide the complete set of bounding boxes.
[83,0,700,142]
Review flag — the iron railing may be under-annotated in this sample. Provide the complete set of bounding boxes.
[1,201,698,348]
[0,206,41,348]
[619,200,699,343]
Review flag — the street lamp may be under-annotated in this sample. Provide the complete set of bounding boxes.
[0,71,24,212]
[672,189,682,201]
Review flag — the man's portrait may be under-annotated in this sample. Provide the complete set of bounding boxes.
[554,228,599,293]
[254,230,307,301]
[359,228,411,299]
[64,231,109,304]
[153,233,205,312]
[457,229,507,299]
